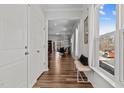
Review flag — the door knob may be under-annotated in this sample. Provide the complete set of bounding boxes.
[25,46,28,49]
[37,50,40,53]
[25,52,29,55]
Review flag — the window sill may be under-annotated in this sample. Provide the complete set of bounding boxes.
[90,66,124,88]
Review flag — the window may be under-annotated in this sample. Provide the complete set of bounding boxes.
[98,4,116,75]
[92,4,124,85]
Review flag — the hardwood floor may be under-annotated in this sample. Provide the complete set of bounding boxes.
[33,52,93,88]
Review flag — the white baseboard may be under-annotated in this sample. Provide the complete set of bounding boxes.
[29,67,49,88]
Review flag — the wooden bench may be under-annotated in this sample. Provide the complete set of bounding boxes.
[74,60,91,82]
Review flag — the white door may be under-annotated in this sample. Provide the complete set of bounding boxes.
[0,5,28,88]
[28,5,44,87]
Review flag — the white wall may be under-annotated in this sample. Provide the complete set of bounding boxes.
[78,7,89,57]
[71,6,89,58]
[85,70,114,88]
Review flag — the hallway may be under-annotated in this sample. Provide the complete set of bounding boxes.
[1,4,124,88]
[33,53,93,88]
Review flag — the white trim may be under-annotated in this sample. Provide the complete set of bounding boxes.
[114,4,120,81]
[118,5,124,82]
[44,8,83,12]
[27,5,31,88]
[88,5,95,67]
[120,29,124,81]
[89,4,124,87]
[94,4,100,68]
[29,68,49,88]
[91,67,124,88]
[95,4,117,75]
[101,61,114,68]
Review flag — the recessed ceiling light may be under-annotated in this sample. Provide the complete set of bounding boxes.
[56,33,60,35]
[54,23,57,26]
[63,28,67,31]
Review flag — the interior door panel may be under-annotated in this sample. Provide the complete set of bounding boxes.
[0,5,28,88]
[28,5,45,86]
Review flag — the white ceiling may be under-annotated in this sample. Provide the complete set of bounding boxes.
[41,4,86,20]
[48,19,79,36]
[42,4,88,41]
[41,4,84,12]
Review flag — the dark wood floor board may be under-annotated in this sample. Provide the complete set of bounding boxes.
[33,53,93,88]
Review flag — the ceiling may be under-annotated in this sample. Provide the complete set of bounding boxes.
[41,4,84,12]
[42,4,87,41]
[48,19,79,37]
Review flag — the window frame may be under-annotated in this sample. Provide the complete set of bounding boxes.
[93,4,122,82]
[120,29,124,81]
[117,5,124,82]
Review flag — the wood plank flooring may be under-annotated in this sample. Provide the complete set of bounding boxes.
[33,52,93,88]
